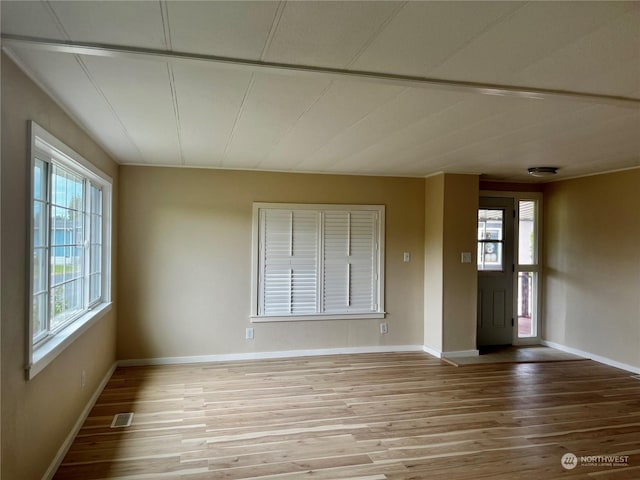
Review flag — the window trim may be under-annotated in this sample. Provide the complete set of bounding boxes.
[27,121,113,379]
[250,202,385,322]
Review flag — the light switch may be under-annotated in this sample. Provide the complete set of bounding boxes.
[461,252,472,263]
[403,252,410,263]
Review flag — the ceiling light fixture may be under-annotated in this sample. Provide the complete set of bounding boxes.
[528,166,558,177]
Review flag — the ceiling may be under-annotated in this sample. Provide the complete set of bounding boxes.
[1,1,639,182]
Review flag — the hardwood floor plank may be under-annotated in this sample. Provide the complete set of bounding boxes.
[53,353,640,479]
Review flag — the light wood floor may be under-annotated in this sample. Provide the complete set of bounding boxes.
[443,345,587,366]
[54,352,640,479]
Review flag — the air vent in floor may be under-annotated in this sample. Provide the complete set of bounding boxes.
[110,412,134,428]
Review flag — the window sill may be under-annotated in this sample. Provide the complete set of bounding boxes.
[27,302,112,380]
[251,312,386,323]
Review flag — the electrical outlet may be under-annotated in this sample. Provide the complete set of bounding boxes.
[380,322,388,335]
[81,370,86,390]
[246,327,254,340]
[403,252,410,263]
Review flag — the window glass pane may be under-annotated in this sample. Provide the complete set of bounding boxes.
[34,158,47,201]
[90,273,102,304]
[518,200,536,264]
[90,245,102,273]
[51,285,67,328]
[91,184,102,214]
[33,201,46,247]
[478,209,503,240]
[33,293,47,339]
[477,209,504,271]
[518,272,537,337]
[51,279,83,330]
[33,248,47,293]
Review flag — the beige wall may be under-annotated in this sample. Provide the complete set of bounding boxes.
[442,175,479,352]
[423,174,479,354]
[1,54,119,479]
[543,169,640,369]
[118,166,425,360]
[423,175,444,352]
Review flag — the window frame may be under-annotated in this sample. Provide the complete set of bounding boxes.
[27,122,113,379]
[250,202,385,322]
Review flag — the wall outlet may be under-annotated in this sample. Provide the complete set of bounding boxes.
[81,370,86,391]
[461,252,472,263]
[245,327,254,340]
[403,252,410,263]
[380,322,388,335]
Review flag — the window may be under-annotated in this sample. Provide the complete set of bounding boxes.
[251,203,385,321]
[28,122,112,378]
[516,198,540,338]
[477,208,504,271]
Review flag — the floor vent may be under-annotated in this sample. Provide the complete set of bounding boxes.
[110,413,134,428]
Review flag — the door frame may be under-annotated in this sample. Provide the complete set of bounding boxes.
[479,190,543,346]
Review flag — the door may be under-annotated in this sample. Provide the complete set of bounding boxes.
[477,197,514,346]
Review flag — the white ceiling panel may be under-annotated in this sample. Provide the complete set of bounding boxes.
[332,95,513,173]
[1,0,638,181]
[49,1,166,49]
[7,47,141,164]
[1,1,66,40]
[298,88,471,171]
[380,102,634,176]
[352,1,523,76]
[167,1,280,59]
[171,63,253,167]
[261,80,404,171]
[429,2,636,93]
[222,72,332,169]
[264,1,401,67]
[81,56,181,165]
[513,7,640,96]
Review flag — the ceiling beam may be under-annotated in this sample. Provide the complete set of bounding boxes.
[2,34,639,109]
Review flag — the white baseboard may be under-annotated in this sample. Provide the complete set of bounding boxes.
[541,340,640,374]
[118,345,425,367]
[422,345,442,358]
[42,362,117,480]
[442,349,480,358]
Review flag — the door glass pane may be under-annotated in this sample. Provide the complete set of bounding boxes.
[477,209,504,271]
[518,272,537,337]
[518,200,536,264]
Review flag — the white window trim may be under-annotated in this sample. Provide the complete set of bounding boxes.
[250,202,385,322]
[27,121,113,380]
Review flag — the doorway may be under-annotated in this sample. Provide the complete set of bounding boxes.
[477,197,514,346]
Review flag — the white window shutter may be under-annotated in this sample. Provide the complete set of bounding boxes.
[323,211,377,313]
[260,210,318,315]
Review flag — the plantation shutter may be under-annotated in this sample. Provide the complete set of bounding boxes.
[323,211,377,313]
[259,209,319,315]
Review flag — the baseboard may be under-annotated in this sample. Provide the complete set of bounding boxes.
[118,345,425,367]
[422,345,442,358]
[42,362,117,480]
[541,340,640,374]
[442,349,480,358]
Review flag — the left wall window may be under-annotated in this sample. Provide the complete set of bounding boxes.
[28,122,112,379]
